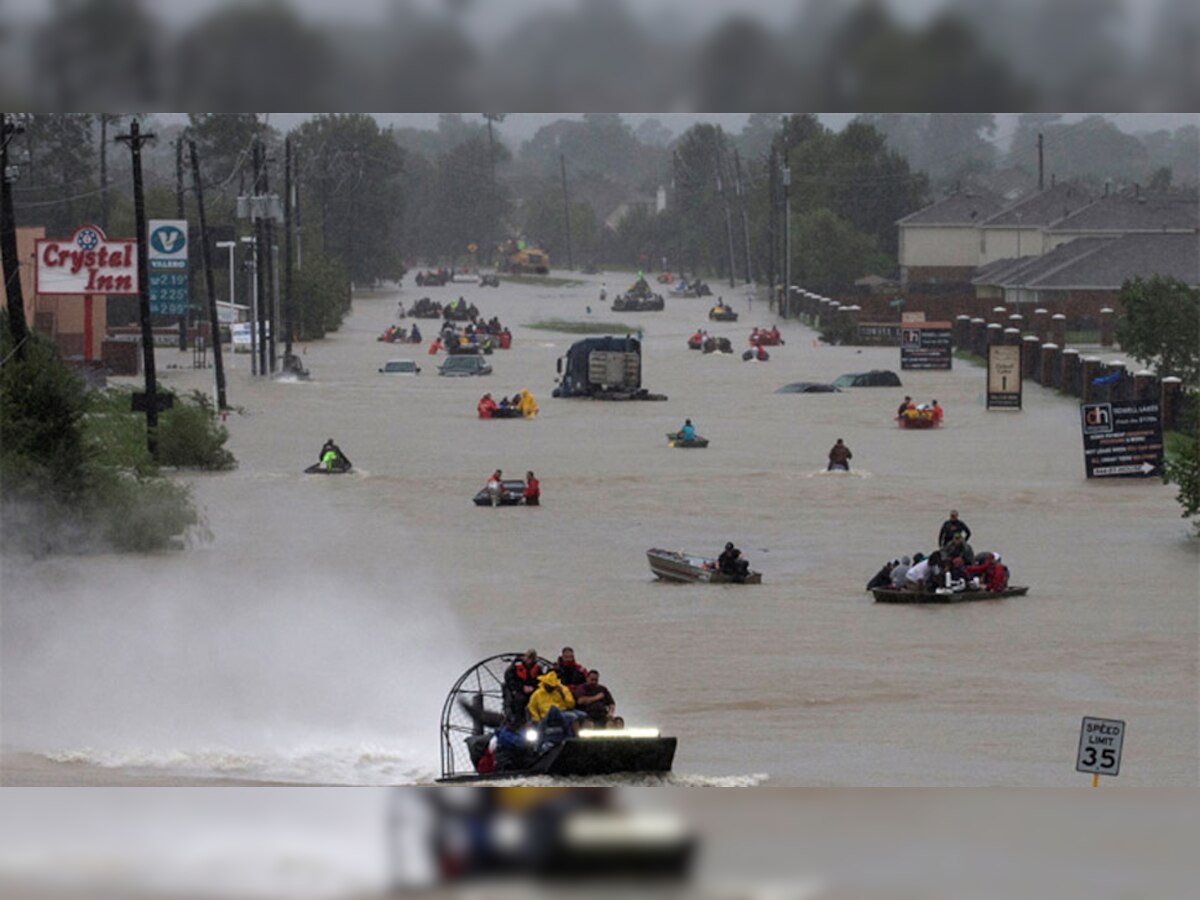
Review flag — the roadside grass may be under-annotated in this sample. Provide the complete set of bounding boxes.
[526,319,638,335]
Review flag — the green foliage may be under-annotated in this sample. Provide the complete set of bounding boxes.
[1163,408,1200,535]
[791,207,882,287]
[0,311,212,556]
[293,251,351,340]
[0,316,88,504]
[1115,276,1200,384]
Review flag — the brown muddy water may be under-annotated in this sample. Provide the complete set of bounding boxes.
[2,272,1196,785]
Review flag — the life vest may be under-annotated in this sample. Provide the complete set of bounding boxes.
[513,661,541,682]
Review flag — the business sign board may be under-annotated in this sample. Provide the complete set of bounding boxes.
[900,322,952,370]
[147,219,189,317]
[1076,717,1124,777]
[231,321,270,346]
[1080,400,1164,478]
[35,225,138,295]
[987,344,1023,409]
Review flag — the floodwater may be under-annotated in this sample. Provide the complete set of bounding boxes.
[2,272,1196,786]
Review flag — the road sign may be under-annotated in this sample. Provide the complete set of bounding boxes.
[1076,717,1124,777]
[987,344,1022,410]
[900,322,952,370]
[148,219,189,316]
[1080,400,1163,479]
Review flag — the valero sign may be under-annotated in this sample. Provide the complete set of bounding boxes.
[35,225,138,295]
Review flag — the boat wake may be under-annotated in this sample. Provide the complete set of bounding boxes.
[40,741,436,785]
[806,469,872,478]
[470,772,770,787]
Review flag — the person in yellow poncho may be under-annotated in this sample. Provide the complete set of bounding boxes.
[526,670,576,722]
[516,387,538,418]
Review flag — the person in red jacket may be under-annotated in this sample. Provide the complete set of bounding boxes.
[965,552,1008,592]
[477,393,497,419]
[523,470,540,506]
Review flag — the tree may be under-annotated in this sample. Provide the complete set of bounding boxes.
[791,207,882,288]
[1115,276,1200,385]
[12,114,99,236]
[294,114,408,284]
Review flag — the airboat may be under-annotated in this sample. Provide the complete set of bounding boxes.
[438,653,677,782]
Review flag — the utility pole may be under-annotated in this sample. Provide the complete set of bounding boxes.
[253,140,268,377]
[175,137,188,350]
[1,113,29,355]
[1037,132,1044,191]
[559,153,573,271]
[115,119,162,457]
[284,134,294,357]
[293,142,302,271]
[767,144,777,303]
[99,115,111,231]
[781,117,792,317]
[261,147,277,375]
[734,148,752,287]
[189,140,227,411]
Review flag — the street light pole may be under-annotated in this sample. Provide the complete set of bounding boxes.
[241,235,257,376]
[781,117,791,317]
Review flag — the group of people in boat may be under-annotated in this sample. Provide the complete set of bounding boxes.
[472,647,622,773]
[688,330,734,354]
[896,396,944,425]
[749,326,783,346]
[428,320,512,354]
[484,468,540,506]
[377,323,422,344]
[478,389,538,419]
[866,510,1010,594]
[742,343,770,362]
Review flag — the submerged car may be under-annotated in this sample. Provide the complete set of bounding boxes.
[832,370,902,388]
[439,355,493,377]
[380,359,420,375]
[775,382,841,393]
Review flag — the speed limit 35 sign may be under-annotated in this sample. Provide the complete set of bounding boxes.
[1077,717,1125,777]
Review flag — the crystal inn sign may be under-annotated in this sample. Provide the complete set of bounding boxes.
[35,225,138,295]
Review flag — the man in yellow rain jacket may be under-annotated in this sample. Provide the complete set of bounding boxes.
[527,670,575,722]
[516,387,538,418]
[528,671,585,752]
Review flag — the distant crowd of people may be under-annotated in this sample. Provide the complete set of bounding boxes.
[866,510,1010,595]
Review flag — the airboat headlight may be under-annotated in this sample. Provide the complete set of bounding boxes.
[524,729,539,743]
[579,727,660,739]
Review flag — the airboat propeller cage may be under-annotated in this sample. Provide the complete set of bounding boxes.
[440,652,553,780]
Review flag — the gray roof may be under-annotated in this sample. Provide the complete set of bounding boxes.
[982,182,1096,228]
[897,189,1006,227]
[1047,189,1198,234]
[974,233,1200,290]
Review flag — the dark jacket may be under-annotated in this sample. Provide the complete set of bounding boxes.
[503,658,542,721]
[828,443,852,465]
[938,518,971,547]
[866,563,895,591]
[553,658,589,686]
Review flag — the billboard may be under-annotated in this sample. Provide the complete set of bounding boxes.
[987,344,1022,410]
[34,225,138,295]
[1080,400,1164,479]
[900,322,952,370]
